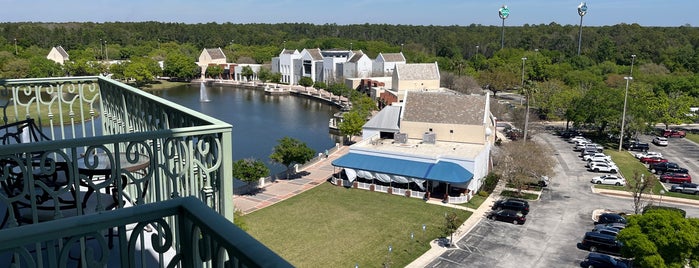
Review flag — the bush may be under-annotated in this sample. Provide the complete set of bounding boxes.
[642,205,686,217]
[481,172,501,193]
[478,190,489,197]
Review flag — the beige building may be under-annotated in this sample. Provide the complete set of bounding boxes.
[332,91,496,203]
[390,62,440,101]
[197,48,227,78]
[46,46,69,65]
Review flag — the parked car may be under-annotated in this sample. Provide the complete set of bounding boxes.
[591,175,626,186]
[580,148,599,158]
[639,156,668,165]
[659,173,692,184]
[569,136,589,143]
[580,252,629,268]
[652,136,668,146]
[583,153,611,162]
[585,143,604,152]
[594,223,626,231]
[635,151,662,159]
[592,225,620,236]
[580,232,623,255]
[662,129,686,138]
[492,198,530,215]
[487,209,526,224]
[649,162,689,175]
[623,140,649,151]
[588,162,618,173]
[595,213,627,225]
[670,182,699,195]
[587,159,615,168]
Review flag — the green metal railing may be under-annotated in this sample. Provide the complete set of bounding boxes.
[0,197,292,267]
[0,77,280,267]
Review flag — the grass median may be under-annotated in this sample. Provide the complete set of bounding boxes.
[241,183,472,267]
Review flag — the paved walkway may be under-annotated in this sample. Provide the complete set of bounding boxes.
[233,145,350,214]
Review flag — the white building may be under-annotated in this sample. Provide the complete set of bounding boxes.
[272,49,301,84]
[342,51,373,79]
[46,46,69,65]
[196,48,227,78]
[373,52,406,77]
[299,48,324,82]
[321,49,353,84]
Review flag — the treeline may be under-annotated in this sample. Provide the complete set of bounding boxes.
[1,22,698,70]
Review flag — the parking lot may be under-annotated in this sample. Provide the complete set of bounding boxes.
[425,132,699,268]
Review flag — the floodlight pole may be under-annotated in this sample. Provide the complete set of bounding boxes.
[618,76,633,151]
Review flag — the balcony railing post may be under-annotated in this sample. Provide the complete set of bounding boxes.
[220,130,234,221]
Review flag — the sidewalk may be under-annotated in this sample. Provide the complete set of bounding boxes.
[233,145,350,214]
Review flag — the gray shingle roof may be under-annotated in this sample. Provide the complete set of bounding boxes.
[281,49,298,54]
[381,52,405,62]
[205,48,226,59]
[307,48,323,60]
[349,51,365,63]
[55,46,69,58]
[402,92,486,125]
[395,63,439,80]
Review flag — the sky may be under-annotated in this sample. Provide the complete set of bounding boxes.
[2,0,697,27]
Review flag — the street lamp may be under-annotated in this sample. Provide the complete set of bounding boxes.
[104,40,109,63]
[659,190,665,205]
[520,57,527,105]
[476,45,479,55]
[498,5,510,49]
[577,2,588,56]
[630,54,636,76]
[618,76,633,151]
[14,38,18,55]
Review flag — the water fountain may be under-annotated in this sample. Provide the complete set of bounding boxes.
[200,82,210,102]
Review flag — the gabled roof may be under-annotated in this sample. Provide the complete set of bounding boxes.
[395,63,439,81]
[348,51,366,63]
[402,91,486,125]
[281,49,299,55]
[380,52,406,62]
[306,48,323,60]
[363,105,400,131]
[205,48,226,59]
[55,46,69,58]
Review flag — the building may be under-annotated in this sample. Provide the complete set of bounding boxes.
[272,49,301,84]
[321,49,353,84]
[299,48,324,82]
[332,91,495,203]
[342,51,373,80]
[373,52,406,77]
[197,48,227,78]
[46,46,69,65]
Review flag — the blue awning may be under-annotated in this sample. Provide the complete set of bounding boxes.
[332,153,473,184]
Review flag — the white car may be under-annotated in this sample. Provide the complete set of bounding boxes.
[583,153,611,162]
[591,175,626,186]
[570,136,590,144]
[652,136,668,146]
[588,162,618,173]
[635,151,662,159]
[586,159,615,168]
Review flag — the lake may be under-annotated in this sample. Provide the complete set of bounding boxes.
[148,84,342,175]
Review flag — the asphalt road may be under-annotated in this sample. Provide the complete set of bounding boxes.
[425,132,699,268]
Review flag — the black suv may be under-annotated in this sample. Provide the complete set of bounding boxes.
[580,232,623,255]
[580,252,629,268]
[623,140,649,152]
[492,198,530,215]
[596,213,627,225]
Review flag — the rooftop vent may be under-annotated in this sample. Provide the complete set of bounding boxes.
[423,132,436,144]
[395,133,408,144]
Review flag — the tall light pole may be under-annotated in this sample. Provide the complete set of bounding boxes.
[99,38,103,60]
[476,45,479,55]
[577,2,588,56]
[520,57,527,105]
[618,76,633,151]
[14,38,18,55]
[498,5,510,49]
[630,54,636,76]
[105,41,109,63]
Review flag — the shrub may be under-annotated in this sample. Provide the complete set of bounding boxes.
[478,190,489,197]
[481,172,501,193]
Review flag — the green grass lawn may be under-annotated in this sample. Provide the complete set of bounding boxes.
[601,150,671,194]
[462,194,487,210]
[686,133,699,144]
[500,190,539,200]
[241,183,472,267]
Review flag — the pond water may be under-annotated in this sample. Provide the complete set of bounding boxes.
[149,84,342,175]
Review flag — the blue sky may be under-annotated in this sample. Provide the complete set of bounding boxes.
[2,0,696,27]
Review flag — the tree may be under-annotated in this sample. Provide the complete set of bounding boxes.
[257,67,271,83]
[206,65,223,79]
[269,72,282,83]
[495,141,553,194]
[626,171,656,215]
[298,76,313,89]
[163,51,198,79]
[441,211,460,247]
[231,158,270,192]
[241,65,254,81]
[617,209,699,267]
[269,137,315,179]
[338,111,364,143]
[123,57,161,86]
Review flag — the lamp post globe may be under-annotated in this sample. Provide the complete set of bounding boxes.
[498,5,510,49]
[577,2,588,56]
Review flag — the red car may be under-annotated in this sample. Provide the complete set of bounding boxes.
[660,173,692,184]
[640,156,668,164]
[662,129,686,138]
